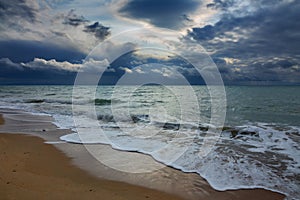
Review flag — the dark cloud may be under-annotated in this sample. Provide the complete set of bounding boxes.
[191,0,300,56]
[187,0,300,84]
[63,9,89,26]
[84,22,111,40]
[0,0,38,23]
[59,9,111,40]
[229,59,300,84]
[0,58,23,70]
[206,0,235,10]
[0,40,86,63]
[119,0,200,29]
[189,25,216,40]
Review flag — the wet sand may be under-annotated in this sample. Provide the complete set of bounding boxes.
[0,111,286,200]
[0,114,4,125]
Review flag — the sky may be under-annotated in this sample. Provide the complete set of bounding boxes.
[0,0,299,85]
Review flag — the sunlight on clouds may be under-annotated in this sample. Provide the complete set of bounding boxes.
[133,49,175,61]
[134,66,145,74]
[119,67,133,73]
[19,58,110,72]
[223,57,240,65]
[191,0,220,28]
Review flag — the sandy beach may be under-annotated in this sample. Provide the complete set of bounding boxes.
[0,111,286,200]
[0,114,183,200]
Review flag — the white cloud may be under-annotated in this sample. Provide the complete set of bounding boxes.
[119,67,133,73]
[150,67,174,77]
[134,67,145,74]
[81,58,111,73]
[13,58,110,72]
[21,58,81,71]
[223,57,240,65]
[150,68,161,73]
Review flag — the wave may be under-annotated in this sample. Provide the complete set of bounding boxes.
[25,99,73,105]
[93,98,126,106]
[60,120,300,200]
[25,98,123,106]
[45,93,56,96]
[96,114,150,123]
[96,113,215,131]
[25,99,45,103]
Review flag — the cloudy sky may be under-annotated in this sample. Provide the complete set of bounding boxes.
[0,0,299,85]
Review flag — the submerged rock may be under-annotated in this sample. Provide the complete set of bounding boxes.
[239,131,259,137]
[163,122,180,130]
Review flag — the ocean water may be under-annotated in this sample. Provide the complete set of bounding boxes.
[0,85,299,199]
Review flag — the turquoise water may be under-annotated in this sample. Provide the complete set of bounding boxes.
[0,85,299,199]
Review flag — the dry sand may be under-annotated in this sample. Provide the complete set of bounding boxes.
[0,133,184,200]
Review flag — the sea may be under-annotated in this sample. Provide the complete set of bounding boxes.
[0,85,299,199]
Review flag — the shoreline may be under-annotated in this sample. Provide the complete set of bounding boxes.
[0,109,286,200]
[0,113,184,200]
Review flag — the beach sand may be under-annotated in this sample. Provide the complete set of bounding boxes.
[0,133,185,200]
[0,112,286,200]
[0,114,4,125]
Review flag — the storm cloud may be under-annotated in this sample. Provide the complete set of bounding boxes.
[187,0,300,84]
[0,0,39,23]
[62,9,111,40]
[84,22,111,40]
[119,0,200,29]
[63,9,89,26]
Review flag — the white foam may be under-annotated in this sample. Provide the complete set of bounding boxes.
[60,122,300,200]
[45,141,66,144]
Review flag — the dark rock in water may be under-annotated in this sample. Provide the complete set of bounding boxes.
[223,127,259,138]
[163,122,180,130]
[239,131,259,137]
[131,115,140,123]
[199,125,209,131]
[222,126,232,131]
[94,98,111,106]
[221,127,238,138]
[288,131,300,137]
[230,130,239,138]
[131,114,149,123]
[97,114,114,122]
